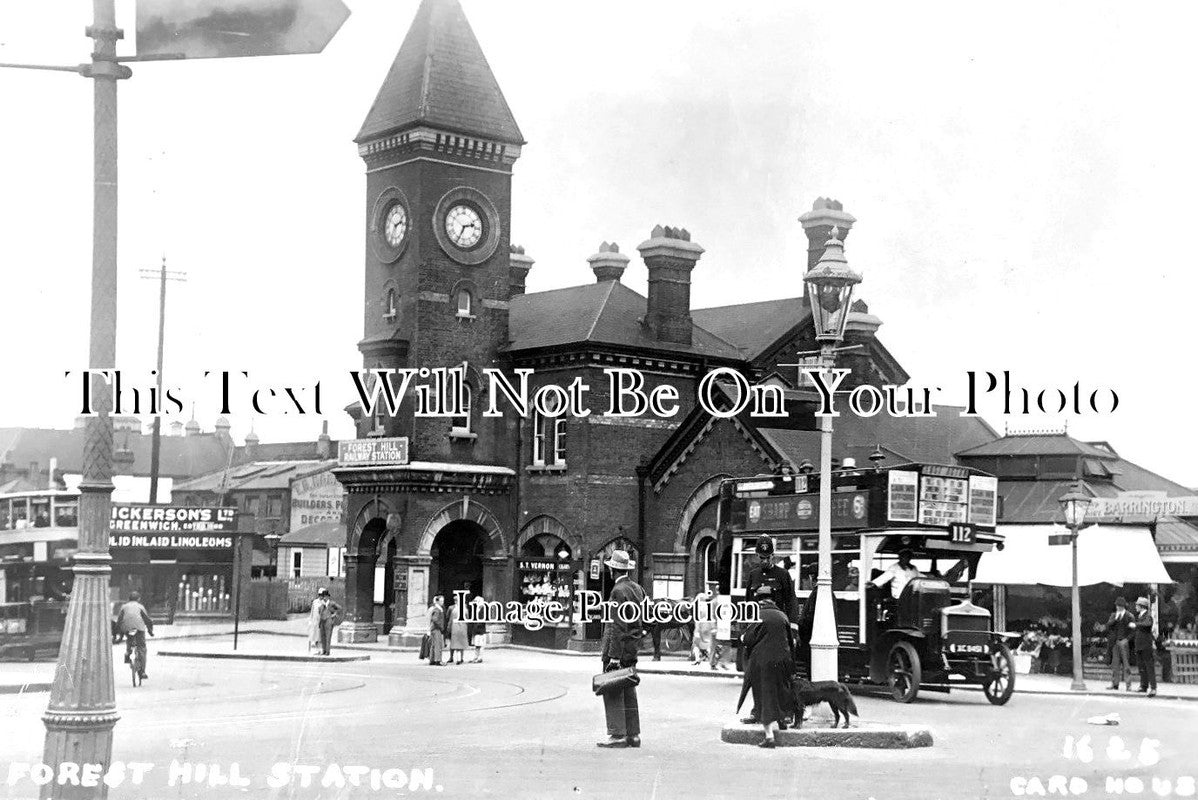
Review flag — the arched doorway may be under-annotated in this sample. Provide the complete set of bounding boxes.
[429,520,487,606]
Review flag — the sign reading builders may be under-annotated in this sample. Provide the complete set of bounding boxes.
[110,505,237,549]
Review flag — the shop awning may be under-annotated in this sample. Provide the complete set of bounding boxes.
[975,524,1173,586]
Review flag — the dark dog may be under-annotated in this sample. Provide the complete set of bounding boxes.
[791,677,859,729]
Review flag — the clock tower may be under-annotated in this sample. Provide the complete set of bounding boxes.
[354,0,524,463]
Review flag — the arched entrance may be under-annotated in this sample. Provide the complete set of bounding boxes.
[685,497,729,595]
[430,520,487,605]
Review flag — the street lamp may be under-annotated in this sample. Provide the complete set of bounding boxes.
[1059,486,1092,692]
[802,227,862,682]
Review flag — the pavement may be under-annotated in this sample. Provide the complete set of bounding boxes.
[7,615,1198,702]
[2,638,1196,800]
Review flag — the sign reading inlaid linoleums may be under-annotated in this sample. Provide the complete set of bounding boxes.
[337,437,410,468]
[136,0,350,60]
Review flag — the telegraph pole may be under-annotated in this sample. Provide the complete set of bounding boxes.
[139,257,186,505]
[40,2,129,796]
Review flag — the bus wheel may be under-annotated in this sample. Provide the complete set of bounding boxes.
[984,644,1016,706]
[887,641,920,703]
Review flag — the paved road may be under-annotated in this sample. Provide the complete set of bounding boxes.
[1,636,1195,800]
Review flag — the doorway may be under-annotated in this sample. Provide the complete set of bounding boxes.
[429,520,487,605]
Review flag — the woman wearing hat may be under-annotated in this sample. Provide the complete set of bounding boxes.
[1133,596,1157,696]
[737,584,795,748]
[597,549,646,749]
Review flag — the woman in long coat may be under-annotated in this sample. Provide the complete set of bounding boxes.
[448,595,470,664]
[427,595,446,666]
[738,585,795,748]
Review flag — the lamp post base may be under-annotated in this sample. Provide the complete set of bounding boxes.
[810,642,840,683]
[1070,678,1088,692]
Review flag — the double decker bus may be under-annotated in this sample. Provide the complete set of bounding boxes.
[717,462,1016,705]
[0,489,77,660]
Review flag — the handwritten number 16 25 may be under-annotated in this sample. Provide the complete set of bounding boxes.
[1063,735,1160,767]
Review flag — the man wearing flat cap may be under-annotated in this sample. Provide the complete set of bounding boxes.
[1132,596,1157,696]
[598,549,647,748]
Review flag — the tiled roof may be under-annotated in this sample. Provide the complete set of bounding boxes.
[757,405,998,470]
[995,480,1124,524]
[0,427,229,479]
[174,460,331,494]
[691,297,810,359]
[508,281,742,360]
[280,521,344,547]
[1156,517,1198,553]
[356,0,524,145]
[957,434,1115,459]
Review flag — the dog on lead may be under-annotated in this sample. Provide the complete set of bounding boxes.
[790,677,859,729]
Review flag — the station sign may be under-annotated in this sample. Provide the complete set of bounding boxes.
[338,437,410,467]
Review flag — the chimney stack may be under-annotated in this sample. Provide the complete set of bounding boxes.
[638,225,704,346]
[317,421,332,460]
[798,197,856,272]
[509,245,533,296]
[588,242,630,283]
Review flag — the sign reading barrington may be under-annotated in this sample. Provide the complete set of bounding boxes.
[110,505,237,533]
[338,437,410,467]
[1088,494,1198,519]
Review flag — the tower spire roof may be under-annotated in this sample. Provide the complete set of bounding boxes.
[356,0,524,145]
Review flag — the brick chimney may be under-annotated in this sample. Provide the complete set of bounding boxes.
[317,421,332,460]
[638,225,704,346]
[798,197,856,272]
[509,245,533,296]
[587,242,630,283]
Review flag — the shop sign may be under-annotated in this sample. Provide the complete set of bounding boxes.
[290,468,346,529]
[111,505,236,533]
[519,560,571,572]
[338,437,410,467]
[1088,493,1198,519]
[111,533,234,550]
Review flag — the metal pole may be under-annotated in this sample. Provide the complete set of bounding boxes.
[148,259,167,504]
[233,535,242,651]
[1070,522,1086,691]
[42,2,130,795]
[808,342,839,682]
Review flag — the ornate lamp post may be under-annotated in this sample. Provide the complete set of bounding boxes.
[802,227,862,682]
[1058,486,1092,692]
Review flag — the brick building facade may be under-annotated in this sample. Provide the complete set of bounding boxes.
[333,0,994,647]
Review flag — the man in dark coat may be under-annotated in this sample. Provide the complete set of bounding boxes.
[1133,596,1157,696]
[741,536,797,722]
[1106,596,1134,691]
[598,549,646,749]
[737,585,795,749]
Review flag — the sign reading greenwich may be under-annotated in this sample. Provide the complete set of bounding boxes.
[110,505,237,549]
[338,437,410,467]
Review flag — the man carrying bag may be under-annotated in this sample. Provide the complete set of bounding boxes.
[595,550,645,749]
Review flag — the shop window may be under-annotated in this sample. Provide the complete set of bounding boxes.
[292,551,303,579]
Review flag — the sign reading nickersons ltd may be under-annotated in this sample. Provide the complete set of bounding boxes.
[111,505,236,533]
[338,437,410,467]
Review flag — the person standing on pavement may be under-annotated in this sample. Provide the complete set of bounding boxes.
[1133,596,1157,696]
[308,587,341,656]
[741,536,796,722]
[737,585,795,749]
[448,590,470,665]
[691,583,717,666]
[469,591,487,663]
[597,550,646,749]
[114,591,154,680]
[1106,596,1135,691]
[427,595,446,666]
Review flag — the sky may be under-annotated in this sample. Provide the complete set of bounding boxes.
[0,0,1195,487]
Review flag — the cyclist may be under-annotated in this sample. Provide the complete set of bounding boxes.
[115,591,155,680]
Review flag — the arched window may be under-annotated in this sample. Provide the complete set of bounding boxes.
[456,288,473,317]
[384,288,398,321]
[451,383,473,435]
[532,411,566,466]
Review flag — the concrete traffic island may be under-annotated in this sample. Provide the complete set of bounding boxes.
[721,720,933,749]
[159,649,370,663]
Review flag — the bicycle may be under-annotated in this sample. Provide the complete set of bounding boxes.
[125,630,147,687]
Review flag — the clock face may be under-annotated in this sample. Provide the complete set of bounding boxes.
[445,204,483,249]
[384,203,407,248]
